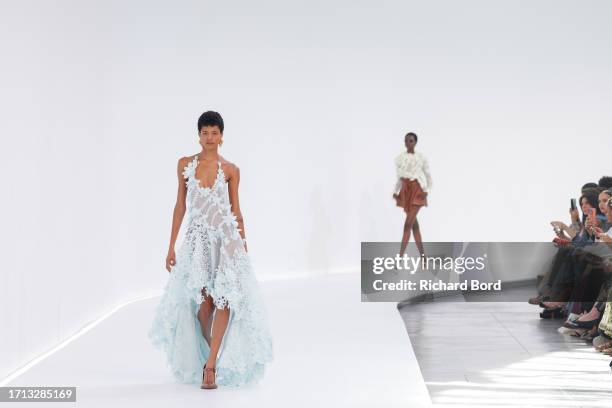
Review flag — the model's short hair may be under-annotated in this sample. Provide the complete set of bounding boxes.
[405,132,418,143]
[197,111,224,133]
[598,176,612,189]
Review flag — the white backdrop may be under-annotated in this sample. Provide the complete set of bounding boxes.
[1,0,611,381]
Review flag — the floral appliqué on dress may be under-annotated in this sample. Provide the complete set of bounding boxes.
[148,155,273,387]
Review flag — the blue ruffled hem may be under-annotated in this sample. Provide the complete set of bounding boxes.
[148,275,273,387]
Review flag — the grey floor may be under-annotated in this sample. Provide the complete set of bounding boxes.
[399,287,612,408]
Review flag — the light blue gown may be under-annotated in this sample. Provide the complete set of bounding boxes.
[148,154,273,387]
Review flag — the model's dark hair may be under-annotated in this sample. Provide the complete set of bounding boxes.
[581,182,599,193]
[197,111,224,133]
[405,132,418,143]
[598,176,612,189]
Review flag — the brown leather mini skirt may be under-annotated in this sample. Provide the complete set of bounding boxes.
[395,178,428,211]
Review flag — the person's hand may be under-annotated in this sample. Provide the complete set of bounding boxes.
[585,219,598,235]
[552,236,570,247]
[551,221,565,229]
[569,209,579,223]
[166,249,176,272]
[551,222,565,238]
[593,227,608,240]
[392,193,399,200]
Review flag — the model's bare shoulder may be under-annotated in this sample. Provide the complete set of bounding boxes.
[180,153,199,165]
[176,154,197,176]
[220,158,240,180]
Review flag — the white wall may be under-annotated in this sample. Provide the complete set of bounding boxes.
[0,1,115,382]
[1,0,611,380]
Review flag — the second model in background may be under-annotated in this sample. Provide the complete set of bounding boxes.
[392,132,433,257]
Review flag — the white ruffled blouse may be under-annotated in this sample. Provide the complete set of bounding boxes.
[393,151,433,194]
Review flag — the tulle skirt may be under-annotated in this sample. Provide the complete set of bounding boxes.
[148,224,273,387]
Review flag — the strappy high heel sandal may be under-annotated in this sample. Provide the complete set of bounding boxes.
[201,364,218,390]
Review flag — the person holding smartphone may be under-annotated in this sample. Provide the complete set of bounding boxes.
[584,188,609,239]
[571,188,605,243]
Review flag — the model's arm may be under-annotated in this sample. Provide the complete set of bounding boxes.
[227,164,247,251]
[422,157,433,193]
[392,156,401,198]
[166,157,188,271]
[393,178,402,198]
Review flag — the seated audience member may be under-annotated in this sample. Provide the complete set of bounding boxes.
[525,179,612,368]
[533,188,602,313]
[563,190,612,336]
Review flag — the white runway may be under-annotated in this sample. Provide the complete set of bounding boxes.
[6,273,431,407]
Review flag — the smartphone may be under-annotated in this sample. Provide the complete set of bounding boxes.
[570,198,577,211]
[589,208,597,222]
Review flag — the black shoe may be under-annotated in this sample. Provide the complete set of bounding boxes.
[566,318,600,329]
[540,308,565,319]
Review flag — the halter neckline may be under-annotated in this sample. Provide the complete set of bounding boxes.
[195,153,221,166]
[193,154,222,190]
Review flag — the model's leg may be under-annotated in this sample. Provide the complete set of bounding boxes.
[400,207,419,256]
[203,304,230,385]
[197,292,214,347]
[399,213,411,256]
[412,211,425,256]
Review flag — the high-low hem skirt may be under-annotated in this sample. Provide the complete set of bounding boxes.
[148,225,273,387]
